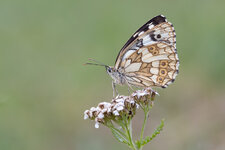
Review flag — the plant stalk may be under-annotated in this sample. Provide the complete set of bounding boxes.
[125,119,137,150]
[140,106,150,146]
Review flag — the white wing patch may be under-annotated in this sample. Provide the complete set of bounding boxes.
[122,50,136,61]
[150,68,159,74]
[125,63,142,72]
[142,55,169,63]
[142,36,156,46]
[168,71,173,78]
[124,59,131,68]
[150,75,158,83]
[152,61,159,67]
[138,48,149,56]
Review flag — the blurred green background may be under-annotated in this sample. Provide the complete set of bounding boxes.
[0,0,225,150]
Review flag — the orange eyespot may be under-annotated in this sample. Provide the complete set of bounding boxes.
[152,50,159,55]
[159,69,167,76]
[160,60,168,68]
[148,46,155,51]
[157,76,164,83]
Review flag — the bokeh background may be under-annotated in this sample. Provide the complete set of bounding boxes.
[1,0,225,150]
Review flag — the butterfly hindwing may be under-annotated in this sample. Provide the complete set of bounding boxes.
[115,15,179,88]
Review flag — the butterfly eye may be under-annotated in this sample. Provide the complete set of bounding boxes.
[107,68,112,73]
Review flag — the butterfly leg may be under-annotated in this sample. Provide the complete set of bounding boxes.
[112,81,118,97]
[124,78,134,94]
[127,84,134,94]
[127,87,132,95]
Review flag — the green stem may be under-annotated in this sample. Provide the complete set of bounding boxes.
[140,106,149,142]
[125,119,137,150]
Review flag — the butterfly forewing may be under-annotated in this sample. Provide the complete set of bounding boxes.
[115,15,179,88]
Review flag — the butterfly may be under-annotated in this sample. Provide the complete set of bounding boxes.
[86,15,179,96]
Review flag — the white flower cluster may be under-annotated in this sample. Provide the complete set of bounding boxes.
[132,88,159,105]
[84,95,136,128]
[84,88,157,128]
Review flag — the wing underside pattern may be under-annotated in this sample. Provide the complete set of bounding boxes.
[115,15,179,88]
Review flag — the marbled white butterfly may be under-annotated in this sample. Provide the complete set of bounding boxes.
[86,15,179,96]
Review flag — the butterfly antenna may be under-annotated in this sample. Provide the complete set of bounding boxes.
[83,58,108,67]
[87,58,106,66]
[84,63,107,67]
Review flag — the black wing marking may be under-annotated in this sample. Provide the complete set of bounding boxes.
[115,15,167,64]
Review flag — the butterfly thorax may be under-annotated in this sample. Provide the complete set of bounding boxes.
[106,66,126,85]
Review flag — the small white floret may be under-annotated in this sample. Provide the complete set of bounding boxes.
[101,108,107,113]
[90,107,96,111]
[95,122,100,128]
[84,110,89,120]
[136,104,140,109]
[98,112,104,119]
[130,100,135,104]
[115,98,125,103]
[113,102,124,110]
[113,110,120,116]
[107,107,112,113]
[116,105,124,111]
[136,91,148,98]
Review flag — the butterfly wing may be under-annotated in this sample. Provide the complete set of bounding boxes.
[115,15,179,88]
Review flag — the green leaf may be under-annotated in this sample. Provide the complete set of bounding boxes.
[110,128,129,145]
[141,119,165,146]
